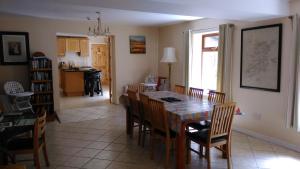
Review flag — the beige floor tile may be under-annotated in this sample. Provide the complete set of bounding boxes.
[63,156,91,168]
[105,143,126,152]
[82,159,111,169]
[95,150,121,160]
[76,148,102,158]
[86,141,110,149]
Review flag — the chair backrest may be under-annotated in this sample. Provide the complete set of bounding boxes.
[208,91,225,104]
[156,76,167,91]
[127,84,145,93]
[139,93,151,122]
[188,87,203,99]
[34,110,47,147]
[209,102,236,141]
[127,89,140,117]
[148,98,169,136]
[175,85,185,94]
[4,81,24,95]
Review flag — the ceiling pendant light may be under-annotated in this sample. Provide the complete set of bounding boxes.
[87,12,110,36]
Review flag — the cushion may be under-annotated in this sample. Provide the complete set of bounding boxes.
[187,120,210,130]
[154,128,177,138]
[6,138,33,150]
[186,129,226,144]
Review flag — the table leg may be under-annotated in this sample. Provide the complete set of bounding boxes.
[176,122,186,169]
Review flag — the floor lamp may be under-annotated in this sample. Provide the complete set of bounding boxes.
[160,47,176,90]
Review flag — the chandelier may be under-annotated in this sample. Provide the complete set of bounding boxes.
[87,12,110,36]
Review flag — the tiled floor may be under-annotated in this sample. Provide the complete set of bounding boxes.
[16,104,300,169]
[60,85,110,111]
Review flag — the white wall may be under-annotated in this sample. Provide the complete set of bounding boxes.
[0,13,159,111]
[158,16,300,147]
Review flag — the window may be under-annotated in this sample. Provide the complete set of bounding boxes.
[189,31,219,94]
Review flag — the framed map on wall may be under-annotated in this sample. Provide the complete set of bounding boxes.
[240,24,282,92]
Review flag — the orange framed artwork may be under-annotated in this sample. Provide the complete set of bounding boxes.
[129,35,146,54]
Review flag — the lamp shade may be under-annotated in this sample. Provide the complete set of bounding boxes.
[160,47,176,63]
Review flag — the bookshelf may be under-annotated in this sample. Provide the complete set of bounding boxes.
[29,52,54,117]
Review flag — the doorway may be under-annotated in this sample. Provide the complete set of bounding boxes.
[57,35,114,112]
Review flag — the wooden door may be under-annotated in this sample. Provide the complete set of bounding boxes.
[92,44,109,84]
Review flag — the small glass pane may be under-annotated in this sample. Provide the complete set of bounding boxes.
[204,35,219,48]
[202,51,218,91]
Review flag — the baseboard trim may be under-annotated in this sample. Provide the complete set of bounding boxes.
[233,127,300,153]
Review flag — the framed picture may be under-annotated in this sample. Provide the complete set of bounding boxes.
[0,32,30,65]
[240,24,282,92]
[129,35,146,54]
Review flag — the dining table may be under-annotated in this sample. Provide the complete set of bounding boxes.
[122,90,222,169]
[143,91,216,169]
[0,95,36,165]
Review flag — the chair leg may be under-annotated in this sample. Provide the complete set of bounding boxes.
[150,129,154,160]
[199,145,204,158]
[226,143,232,169]
[42,144,50,167]
[185,138,191,164]
[206,146,211,169]
[165,138,170,169]
[34,151,41,169]
[142,124,147,147]
[138,123,142,145]
[130,119,134,138]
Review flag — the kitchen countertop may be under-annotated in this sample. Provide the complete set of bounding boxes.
[61,68,96,72]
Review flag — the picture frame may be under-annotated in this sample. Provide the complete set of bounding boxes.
[0,32,30,65]
[240,24,282,92]
[129,35,146,54]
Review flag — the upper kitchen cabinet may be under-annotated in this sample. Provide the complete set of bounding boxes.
[79,39,89,57]
[57,37,66,57]
[56,37,89,57]
[67,38,80,53]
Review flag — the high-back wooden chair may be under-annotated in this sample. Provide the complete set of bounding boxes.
[208,91,225,103]
[175,84,185,94]
[127,89,143,144]
[186,102,236,169]
[127,84,145,93]
[139,93,151,146]
[188,87,204,99]
[148,98,176,169]
[7,111,49,169]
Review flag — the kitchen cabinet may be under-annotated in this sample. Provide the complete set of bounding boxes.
[56,37,89,57]
[61,70,84,96]
[67,38,80,53]
[80,39,89,56]
[57,37,66,57]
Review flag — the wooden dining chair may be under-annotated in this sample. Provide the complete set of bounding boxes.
[127,84,145,93]
[6,111,49,169]
[187,91,226,133]
[139,93,152,147]
[188,87,204,99]
[148,98,176,169]
[127,89,143,144]
[186,102,236,169]
[175,84,185,94]
[208,91,225,104]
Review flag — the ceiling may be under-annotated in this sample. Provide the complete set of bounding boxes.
[0,0,291,26]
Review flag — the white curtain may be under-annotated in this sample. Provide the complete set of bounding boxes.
[286,14,300,131]
[217,24,235,101]
[184,30,192,92]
